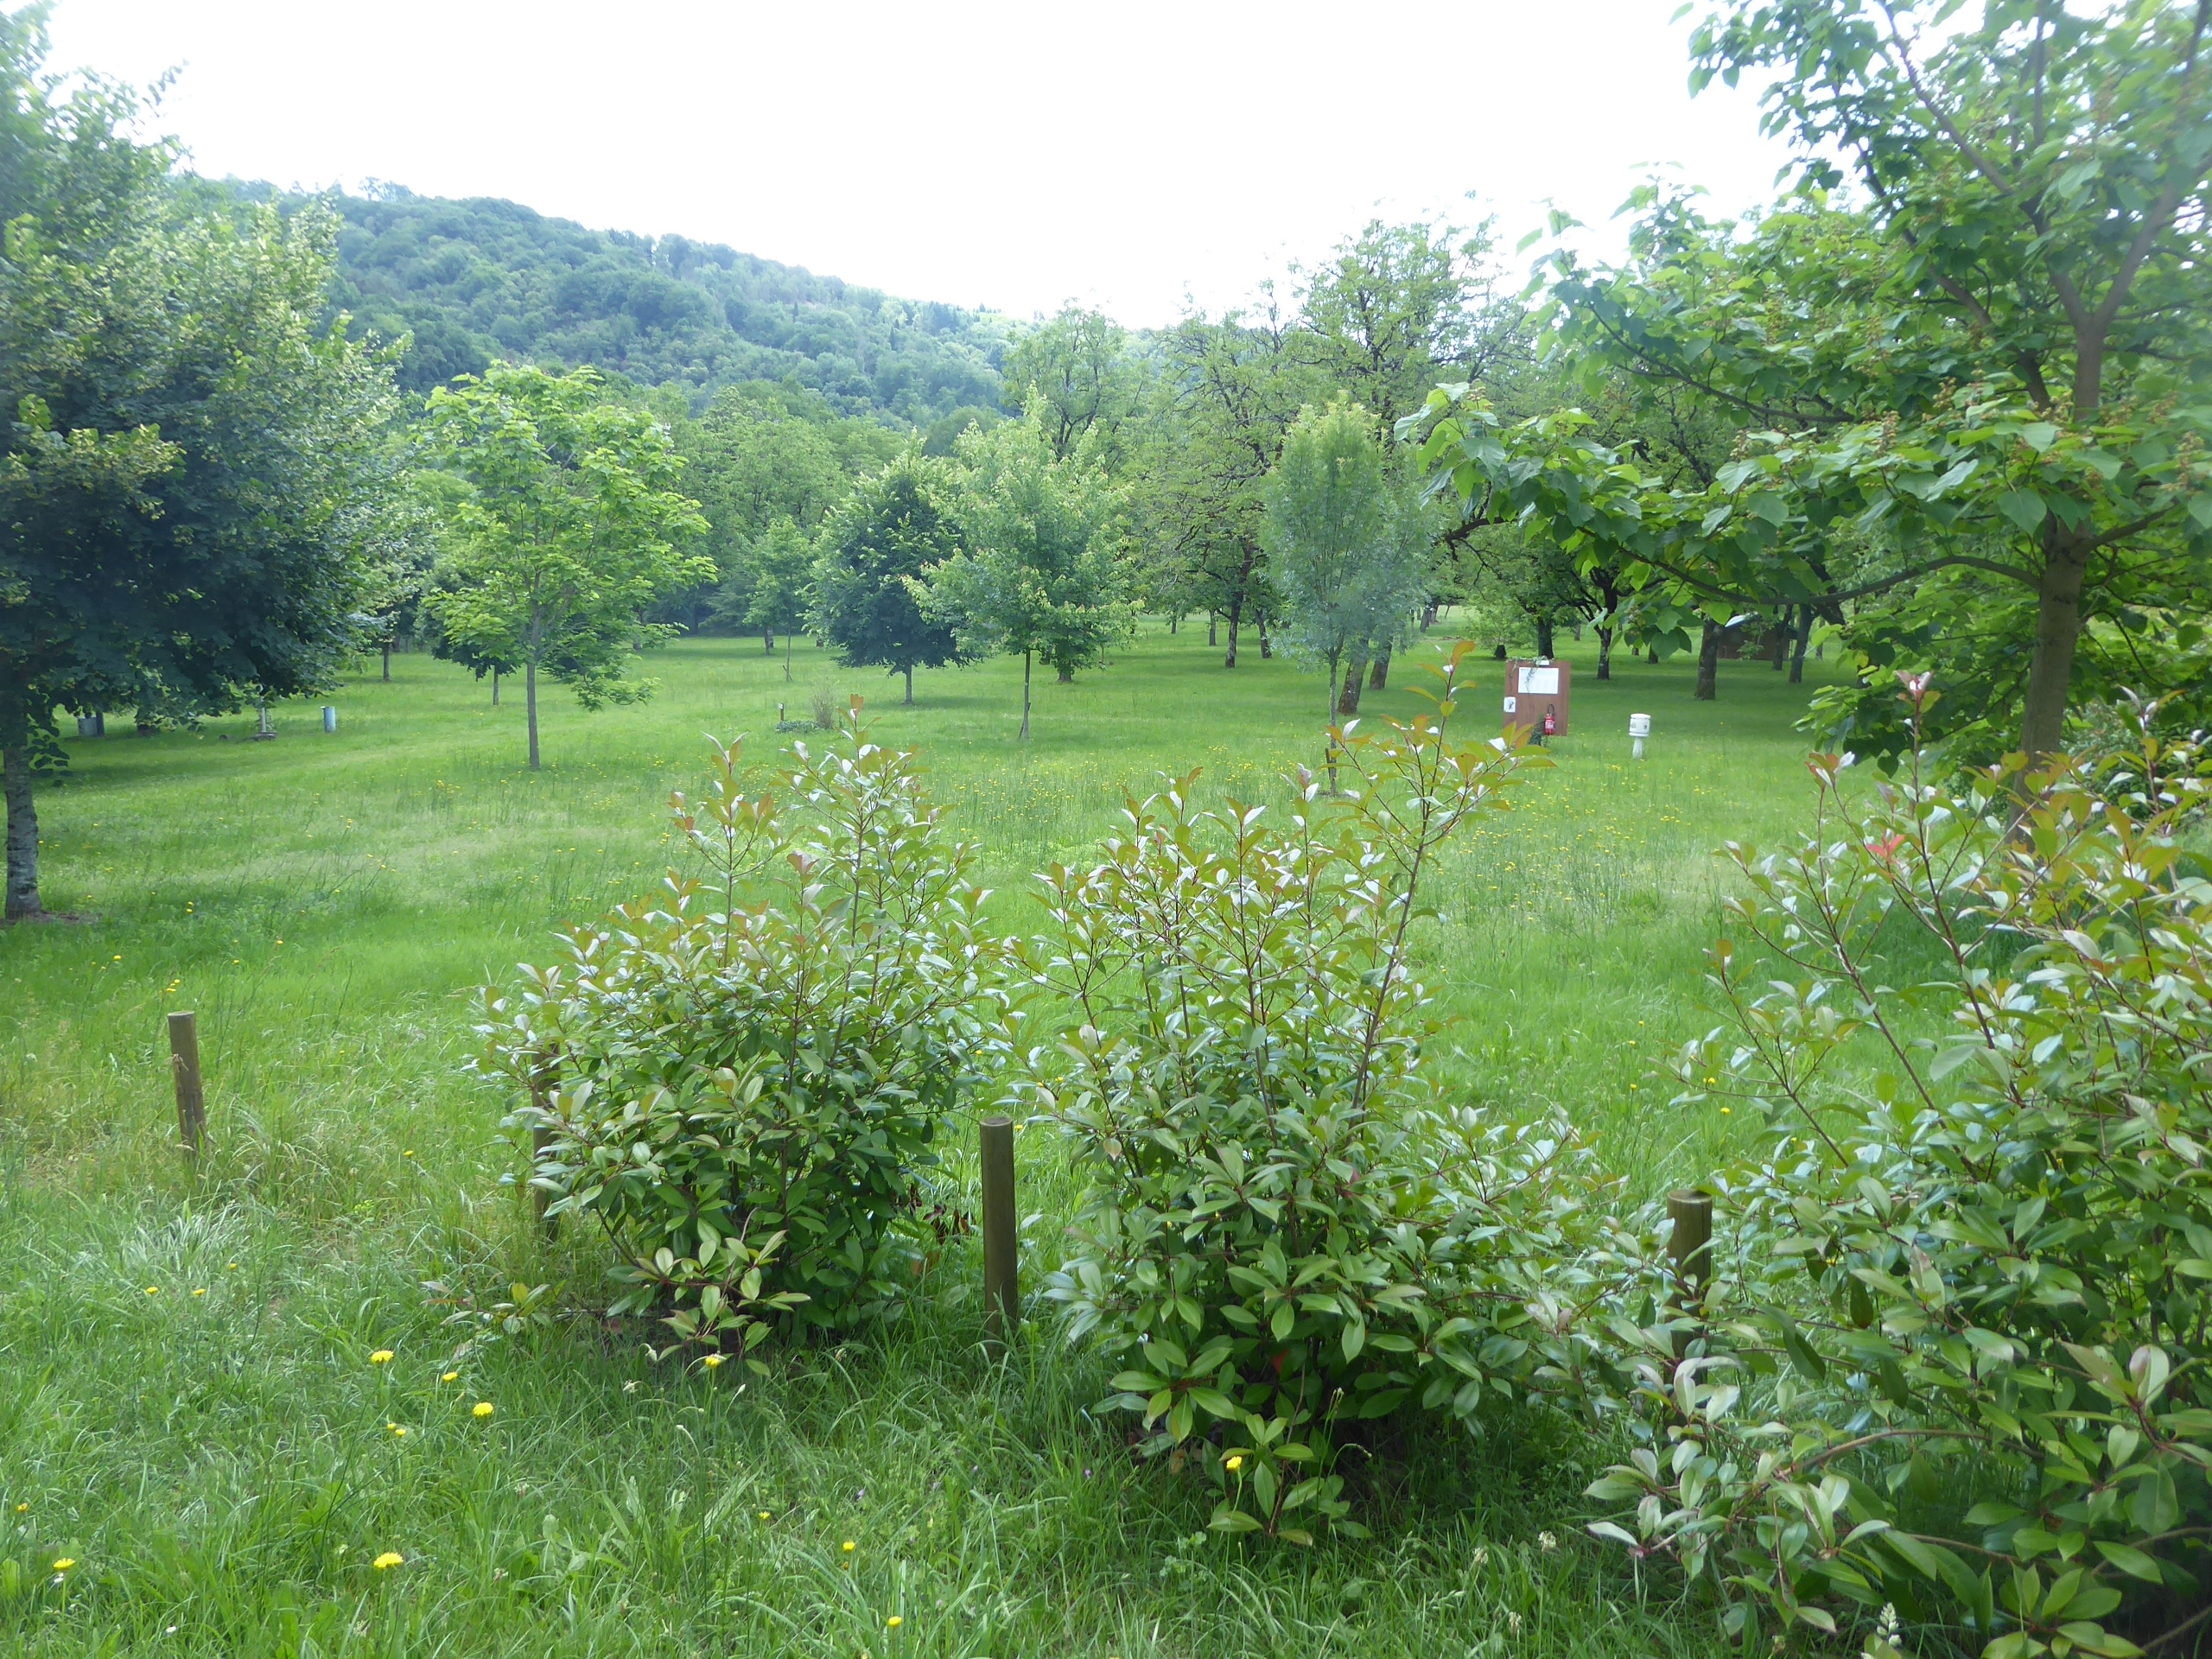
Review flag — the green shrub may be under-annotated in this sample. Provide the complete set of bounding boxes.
[1585,683,2212,1656]
[476,710,998,1361]
[1001,644,1606,1543]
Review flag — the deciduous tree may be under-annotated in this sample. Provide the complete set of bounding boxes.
[423,363,710,770]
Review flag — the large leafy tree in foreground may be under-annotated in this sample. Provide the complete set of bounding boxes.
[0,6,401,918]
[1417,0,2212,761]
[422,364,710,771]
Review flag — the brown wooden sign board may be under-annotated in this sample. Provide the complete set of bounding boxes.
[1502,658,1572,738]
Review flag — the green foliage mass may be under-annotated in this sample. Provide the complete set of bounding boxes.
[480,721,998,1355]
[228,181,1014,418]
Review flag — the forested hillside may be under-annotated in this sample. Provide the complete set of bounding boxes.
[227,182,1013,418]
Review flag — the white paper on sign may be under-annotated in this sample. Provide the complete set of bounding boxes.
[1503,696,1517,714]
[1518,665,1560,695]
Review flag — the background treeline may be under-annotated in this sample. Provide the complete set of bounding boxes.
[224,180,1013,418]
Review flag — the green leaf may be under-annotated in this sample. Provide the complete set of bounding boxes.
[1998,488,2048,531]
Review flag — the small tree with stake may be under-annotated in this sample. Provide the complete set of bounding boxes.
[927,415,1133,741]
[422,364,710,771]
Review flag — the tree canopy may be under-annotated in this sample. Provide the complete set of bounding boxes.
[1,6,402,917]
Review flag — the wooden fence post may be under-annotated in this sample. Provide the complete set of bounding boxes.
[981,1116,1018,1349]
[167,1011,205,1160]
[1668,1187,1713,1356]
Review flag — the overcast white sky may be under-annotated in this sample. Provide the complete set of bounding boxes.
[42,1,1801,326]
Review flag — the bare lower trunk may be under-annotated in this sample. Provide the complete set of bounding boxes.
[1597,626,1614,681]
[4,743,41,918]
[1208,612,1217,647]
[526,658,541,769]
[903,664,913,705]
[2021,535,2089,758]
[784,633,793,681]
[1338,651,1367,715]
[1057,664,1073,683]
[492,669,500,707]
[1368,647,1389,690]
[1789,607,1812,683]
[1770,609,1790,671]
[763,630,774,656]
[1224,590,1243,668]
[1020,650,1032,741]
[1694,621,1719,702]
[382,644,391,682]
[1324,653,1342,792]
[1257,616,1272,659]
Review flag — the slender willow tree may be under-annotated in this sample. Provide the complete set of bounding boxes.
[423,364,710,771]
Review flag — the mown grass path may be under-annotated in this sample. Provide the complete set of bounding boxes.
[2,624,1845,1656]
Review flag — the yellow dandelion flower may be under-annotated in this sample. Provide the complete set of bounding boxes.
[372,1551,404,1571]
[887,1615,903,1628]
[842,1540,856,1553]
[757,1510,771,1522]
[441,1371,459,1383]
[1224,1455,1243,1472]
[13,1503,25,1513]
[51,1558,75,1572]
[143,1286,161,1296]
[369,1350,394,1365]
[192,1287,207,1297]
[473,1402,494,1419]
[702,1354,723,1369]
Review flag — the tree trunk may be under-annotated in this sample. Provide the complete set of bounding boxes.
[526,658,541,769]
[1694,620,1720,701]
[3,742,40,918]
[784,632,793,681]
[1597,626,1614,681]
[1057,664,1073,683]
[904,664,913,705]
[1535,614,1555,659]
[1421,603,1438,630]
[1324,654,1342,792]
[382,644,391,682]
[1338,651,1367,715]
[1169,613,1178,634]
[1770,609,1790,671]
[1208,612,1218,648]
[1789,607,1812,684]
[1224,590,1243,668]
[1648,644,1659,664]
[1369,648,1389,690]
[1257,615,1273,658]
[763,630,774,656]
[2020,534,2090,758]
[1020,650,1032,741]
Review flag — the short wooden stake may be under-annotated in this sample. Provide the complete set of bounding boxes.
[981,1116,1019,1348]
[168,1011,206,1160]
[1668,1187,1713,1356]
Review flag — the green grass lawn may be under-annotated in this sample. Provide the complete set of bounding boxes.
[0,623,1853,1656]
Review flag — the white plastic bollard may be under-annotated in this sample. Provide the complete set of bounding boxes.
[322,705,337,734]
[1629,711,1651,760]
